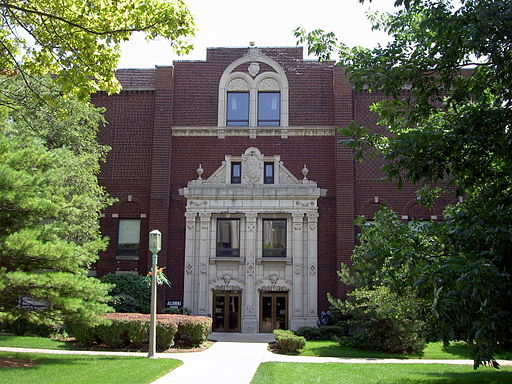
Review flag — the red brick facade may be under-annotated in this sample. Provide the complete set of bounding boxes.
[93,47,453,316]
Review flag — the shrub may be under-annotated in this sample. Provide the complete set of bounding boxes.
[162,307,192,315]
[319,325,347,341]
[69,313,211,351]
[273,329,306,354]
[295,327,321,340]
[100,274,151,313]
[0,315,54,337]
[332,286,426,354]
[174,315,212,347]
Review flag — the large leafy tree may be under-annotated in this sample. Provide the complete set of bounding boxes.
[0,0,195,98]
[0,77,116,328]
[297,0,511,368]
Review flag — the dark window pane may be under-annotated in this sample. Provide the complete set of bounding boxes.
[262,219,286,257]
[258,92,280,126]
[231,162,241,184]
[227,92,249,126]
[216,219,240,257]
[264,162,274,184]
[118,219,141,256]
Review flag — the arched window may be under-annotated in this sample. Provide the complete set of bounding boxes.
[218,48,289,127]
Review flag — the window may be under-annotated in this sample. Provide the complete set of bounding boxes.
[227,92,249,126]
[231,162,241,184]
[117,219,141,256]
[262,219,286,257]
[216,219,240,257]
[258,92,280,126]
[264,162,274,184]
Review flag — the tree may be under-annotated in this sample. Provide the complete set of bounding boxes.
[0,77,114,328]
[296,0,512,368]
[0,0,196,98]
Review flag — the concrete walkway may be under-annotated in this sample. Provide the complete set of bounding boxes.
[2,333,511,384]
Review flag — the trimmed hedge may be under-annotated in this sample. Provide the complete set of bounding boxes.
[295,325,347,341]
[69,313,212,351]
[273,329,306,354]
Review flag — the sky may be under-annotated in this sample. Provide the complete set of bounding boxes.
[118,0,399,69]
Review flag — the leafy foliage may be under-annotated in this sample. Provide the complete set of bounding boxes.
[273,329,306,354]
[0,0,196,98]
[69,313,212,350]
[297,0,512,369]
[0,76,113,328]
[100,273,151,314]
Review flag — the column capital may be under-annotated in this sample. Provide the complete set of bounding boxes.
[245,212,257,222]
[199,212,211,221]
[292,212,305,222]
[185,212,197,221]
[307,212,319,222]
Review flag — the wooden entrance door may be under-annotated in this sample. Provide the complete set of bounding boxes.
[259,292,288,333]
[212,291,241,332]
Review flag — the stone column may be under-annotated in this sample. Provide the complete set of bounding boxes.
[242,212,258,332]
[183,212,197,313]
[306,212,319,325]
[290,212,305,330]
[198,212,211,315]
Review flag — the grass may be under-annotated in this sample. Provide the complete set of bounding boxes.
[0,352,181,384]
[251,362,512,384]
[0,335,77,350]
[299,340,512,360]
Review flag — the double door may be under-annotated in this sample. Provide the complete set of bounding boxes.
[260,292,288,333]
[213,291,240,332]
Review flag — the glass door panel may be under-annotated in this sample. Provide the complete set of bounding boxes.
[213,294,226,331]
[275,296,287,330]
[260,295,273,333]
[228,295,240,331]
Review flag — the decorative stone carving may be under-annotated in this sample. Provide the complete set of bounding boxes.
[309,223,317,231]
[294,263,303,275]
[295,201,314,208]
[309,264,317,276]
[247,223,256,232]
[200,263,207,274]
[245,212,257,222]
[258,77,280,91]
[197,164,203,180]
[293,223,302,231]
[189,200,207,207]
[302,164,309,180]
[206,163,226,184]
[242,147,263,184]
[269,273,279,284]
[186,263,193,275]
[222,273,231,284]
[246,262,255,277]
[248,62,260,77]
[246,305,254,314]
[227,77,249,91]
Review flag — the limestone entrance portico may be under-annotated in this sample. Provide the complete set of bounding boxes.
[180,147,326,332]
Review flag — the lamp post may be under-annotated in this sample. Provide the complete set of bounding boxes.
[148,229,161,358]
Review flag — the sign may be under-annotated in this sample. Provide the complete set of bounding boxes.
[166,300,182,308]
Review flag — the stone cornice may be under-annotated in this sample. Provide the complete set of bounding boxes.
[172,126,336,138]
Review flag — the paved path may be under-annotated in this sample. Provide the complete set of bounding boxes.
[2,333,511,384]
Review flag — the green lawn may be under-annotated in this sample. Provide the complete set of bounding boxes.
[0,352,181,384]
[251,362,512,384]
[299,341,512,360]
[0,335,77,350]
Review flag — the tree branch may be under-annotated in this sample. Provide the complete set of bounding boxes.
[0,1,158,36]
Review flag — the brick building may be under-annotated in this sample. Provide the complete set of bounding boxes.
[92,46,453,333]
